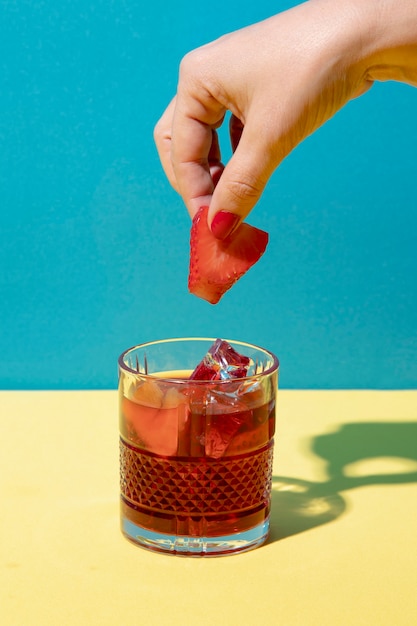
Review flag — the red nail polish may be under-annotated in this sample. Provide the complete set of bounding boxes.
[210,211,240,240]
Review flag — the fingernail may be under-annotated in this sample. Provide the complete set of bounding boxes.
[210,211,240,240]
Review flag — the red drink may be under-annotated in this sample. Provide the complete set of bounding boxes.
[118,339,278,556]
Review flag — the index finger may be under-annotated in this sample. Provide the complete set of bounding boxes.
[171,90,226,218]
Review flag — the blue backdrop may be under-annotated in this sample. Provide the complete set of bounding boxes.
[1,0,416,390]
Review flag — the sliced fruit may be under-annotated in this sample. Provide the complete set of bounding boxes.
[188,206,269,304]
[132,379,163,408]
[121,379,187,456]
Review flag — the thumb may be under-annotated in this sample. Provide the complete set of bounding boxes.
[207,123,282,239]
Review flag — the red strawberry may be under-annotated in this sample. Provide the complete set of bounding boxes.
[188,206,269,304]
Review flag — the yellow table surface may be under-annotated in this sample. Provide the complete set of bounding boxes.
[1,390,417,626]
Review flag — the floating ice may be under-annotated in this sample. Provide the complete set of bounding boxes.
[190,339,250,381]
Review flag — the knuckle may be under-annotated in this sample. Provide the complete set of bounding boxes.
[226,174,265,202]
[179,49,223,104]
[153,119,163,144]
[179,48,206,80]
[153,115,172,150]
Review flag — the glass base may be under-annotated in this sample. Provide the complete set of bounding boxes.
[121,517,270,557]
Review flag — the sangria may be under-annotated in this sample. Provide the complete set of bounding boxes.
[119,338,278,556]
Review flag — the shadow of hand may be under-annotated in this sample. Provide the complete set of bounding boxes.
[269,420,417,543]
[312,421,417,492]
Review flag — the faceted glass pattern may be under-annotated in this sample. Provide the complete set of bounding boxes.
[120,439,274,515]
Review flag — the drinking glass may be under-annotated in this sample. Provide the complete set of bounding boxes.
[118,337,279,556]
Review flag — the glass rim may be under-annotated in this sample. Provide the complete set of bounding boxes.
[118,336,279,383]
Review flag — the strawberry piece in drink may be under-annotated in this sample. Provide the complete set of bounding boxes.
[121,379,187,456]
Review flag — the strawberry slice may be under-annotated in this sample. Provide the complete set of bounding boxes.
[121,380,187,456]
[188,206,269,304]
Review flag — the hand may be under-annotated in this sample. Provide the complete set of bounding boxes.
[154,0,417,238]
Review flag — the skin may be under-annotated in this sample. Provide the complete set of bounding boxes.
[154,0,417,234]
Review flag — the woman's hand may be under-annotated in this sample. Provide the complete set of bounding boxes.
[154,0,417,238]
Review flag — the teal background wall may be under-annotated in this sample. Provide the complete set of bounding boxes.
[1,0,416,390]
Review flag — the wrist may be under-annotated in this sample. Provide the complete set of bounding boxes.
[348,0,417,85]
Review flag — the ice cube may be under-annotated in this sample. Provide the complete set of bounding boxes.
[204,412,244,458]
[188,340,253,458]
[190,338,250,381]
[203,387,252,458]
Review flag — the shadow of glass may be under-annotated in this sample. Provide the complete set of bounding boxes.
[268,420,417,543]
[268,477,346,542]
